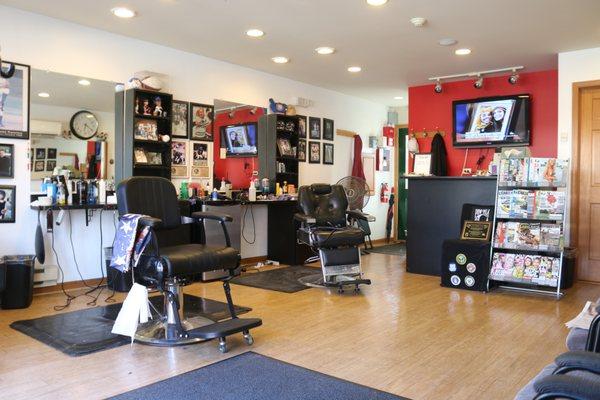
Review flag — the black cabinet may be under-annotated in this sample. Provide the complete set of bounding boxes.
[258,114,300,192]
[267,201,312,266]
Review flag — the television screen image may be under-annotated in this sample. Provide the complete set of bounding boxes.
[453,94,530,148]
[222,123,258,157]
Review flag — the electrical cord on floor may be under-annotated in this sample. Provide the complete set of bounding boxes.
[51,212,78,311]
[242,204,256,244]
[68,209,95,289]
[104,211,118,303]
[83,209,107,306]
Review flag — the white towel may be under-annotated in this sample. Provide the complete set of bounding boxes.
[111,283,152,344]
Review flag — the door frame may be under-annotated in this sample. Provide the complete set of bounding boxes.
[570,80,600,280]
[393,124,408,240]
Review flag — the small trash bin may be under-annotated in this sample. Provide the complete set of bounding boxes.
[104,247,132,293]
[561,247,576,289]
[1,255,35,309]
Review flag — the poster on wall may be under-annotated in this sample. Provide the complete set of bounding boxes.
[171,140,188,177]
[309,141,320,163]
[297,139,306,162]
[0,143,14,178]
[171,100,189,138]
[189,102,214,141]
[0,185,15,223]
[297,115,307,138]
[323,118,334,141]
[309,117,321,139]
[323,143,334,165]
[0,62,30,140]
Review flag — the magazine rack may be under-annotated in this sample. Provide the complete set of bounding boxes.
[487,157,569,299]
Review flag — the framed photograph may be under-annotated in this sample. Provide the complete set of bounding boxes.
[189,103,214,141]
[413,153,432,175]
[309,117,321,139]
[0,185,15,223]
[146,152,162,165]
[276,138,294,157]
[134,119,158,141]
[171,140,188,166]
[323,143,334,165]
[0,62,30,140]
[35,148,46,160]
[47,148,57,159]
[460,221,492,241]
[45,160,56,172]
[309,141,320,163]
[134,148,148,164]
[323,118,334,141]
[34,160,44,172]
[171,100,189,138]
[192,142,208,166]
[297,139,306,162]
[0,143,14,178]
[297,115,307,138]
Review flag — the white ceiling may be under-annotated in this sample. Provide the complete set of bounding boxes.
[4,0,600,106]
[31,69,117,112]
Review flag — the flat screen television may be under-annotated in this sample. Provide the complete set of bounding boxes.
[453,94,531,148]
[221,122,258,157]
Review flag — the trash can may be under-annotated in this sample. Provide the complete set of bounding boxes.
[1,255,35,309]
[104,247,133,292]
[561,247,576,289]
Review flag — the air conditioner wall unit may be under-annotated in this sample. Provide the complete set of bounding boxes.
[30,120,63,136]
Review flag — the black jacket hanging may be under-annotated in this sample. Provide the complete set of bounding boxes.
[430,133,448,176]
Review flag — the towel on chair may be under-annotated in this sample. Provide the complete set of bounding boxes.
[111,283,151,343]
[110,214,153,272]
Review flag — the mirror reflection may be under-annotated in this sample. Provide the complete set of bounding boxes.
[29,70,117,191]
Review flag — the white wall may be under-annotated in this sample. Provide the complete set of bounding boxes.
[0,6,388,280]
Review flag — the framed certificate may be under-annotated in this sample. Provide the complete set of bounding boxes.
[413,153,432,175]
[460,221,492,241]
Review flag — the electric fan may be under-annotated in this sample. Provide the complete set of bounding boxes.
[336,176,371,211]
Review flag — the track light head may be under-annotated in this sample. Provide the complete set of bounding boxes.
[434,80,443,93]
[508,73,519,85]
[474,76,484,89]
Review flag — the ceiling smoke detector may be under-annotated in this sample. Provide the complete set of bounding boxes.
[410,17,427,27]
[438,38,457,46]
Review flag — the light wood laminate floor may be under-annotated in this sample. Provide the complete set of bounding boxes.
[0,252,597,400]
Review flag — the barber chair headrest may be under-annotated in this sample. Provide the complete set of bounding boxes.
[310,183,333,195]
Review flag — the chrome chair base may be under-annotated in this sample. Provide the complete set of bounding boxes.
[135,315,214,346]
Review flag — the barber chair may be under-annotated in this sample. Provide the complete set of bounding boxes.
[117,176,261,353]
[295,184,372,293]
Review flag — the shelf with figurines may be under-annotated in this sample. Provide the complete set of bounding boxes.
[488,155,569,298]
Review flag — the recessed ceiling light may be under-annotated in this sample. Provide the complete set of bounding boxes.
[246,29,264,38]
[367,0,388,5]
[315,46,335,55]
[38,92,50,98]
[394,96,403,100]
[410,17,427,27]
[347,66,362,73]
[111,7,136,19]
[272,56,289,64]
[78,79,91,86]
[438,38,457,46]
[455,48,471,55]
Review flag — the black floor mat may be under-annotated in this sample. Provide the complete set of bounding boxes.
[10,294,251,357]
[368,243,406,256]
[230,266,320,293]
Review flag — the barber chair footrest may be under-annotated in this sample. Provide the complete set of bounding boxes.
[188,317,262,340]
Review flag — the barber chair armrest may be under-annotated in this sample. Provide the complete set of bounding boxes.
[294,213,316,224]
[191,211,233,223]
[139,216,164,229]
[533,374,600,400]
[554,351,600,376]
[346,210,375,222]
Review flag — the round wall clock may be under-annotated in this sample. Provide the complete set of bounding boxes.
[70,110,99,140]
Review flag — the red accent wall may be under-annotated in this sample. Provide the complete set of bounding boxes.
[213,107,265,189]
[408,70,558,176]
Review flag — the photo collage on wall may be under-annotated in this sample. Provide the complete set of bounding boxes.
[300,115,334,165]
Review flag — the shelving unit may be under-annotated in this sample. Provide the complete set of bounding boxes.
[115,88,173,182]
[487,157,569,299]
[258,114,300,191]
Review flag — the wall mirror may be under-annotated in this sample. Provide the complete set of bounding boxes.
[213,99,266,189]
[29,69,118,191]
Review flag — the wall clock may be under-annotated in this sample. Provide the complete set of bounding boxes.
[70,110,99,140]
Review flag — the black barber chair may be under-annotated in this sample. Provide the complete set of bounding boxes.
[117,176,261,353]
[295,183,372,293]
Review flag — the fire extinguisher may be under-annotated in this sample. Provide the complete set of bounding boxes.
[380,183,389,203]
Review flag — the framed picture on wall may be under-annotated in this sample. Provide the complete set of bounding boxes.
[45,160,56,172]
[189,102,214,141]
[309,141,320,163]
[323,143,334,165]
[297,115,307,138]
[34,160,44,172]
[35,148,46,160]
[0,185,16,223]
[47,148,57,159]
[192,142,208,166]
[323,118,334,141]
[0,62,30,140]
[171,140,188,166]
[0,143,14,178]
[171,100,189,138]
[297,139,306,162]
[309,117,321,139]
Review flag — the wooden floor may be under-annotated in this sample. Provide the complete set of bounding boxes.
[0,252,598,400]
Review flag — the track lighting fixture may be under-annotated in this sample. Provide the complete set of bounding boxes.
[434,80,443,93]
[428,66,524,87]
[473,76,483,89]
[508,72,519,85]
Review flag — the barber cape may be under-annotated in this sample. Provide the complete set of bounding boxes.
[110,214,153,272]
